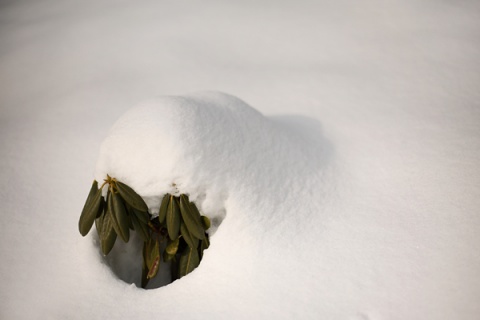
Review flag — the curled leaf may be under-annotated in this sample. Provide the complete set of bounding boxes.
[145,239,160,279]
[147,256,160,279]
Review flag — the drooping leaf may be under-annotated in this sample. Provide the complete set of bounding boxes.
[100,210,117,255]
[130,212,149,242]
[143,237,157,267]
[189,199,205,225]
[180,222,198,249]
[111,191,130,242]
[133,207,150,224]
[97,196,106,218]
[115,181,148,212]
[128,212,134,230]
[94,211,104,237]
[166,238,180,255]
[147,239,160,279]
[178,246,200,278]
[166,196,180,240]
[158,194,170,223]
[147,256,160,279]
[179,195,205,239]
[79,181,103,236]
[201,215,211,230]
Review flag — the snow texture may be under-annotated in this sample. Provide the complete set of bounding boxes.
[1,1,480,319]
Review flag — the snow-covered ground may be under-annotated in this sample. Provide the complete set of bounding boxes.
[1,1,479,319]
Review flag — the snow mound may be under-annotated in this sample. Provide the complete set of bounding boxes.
[95,92,327,231]
[93,91,329,288]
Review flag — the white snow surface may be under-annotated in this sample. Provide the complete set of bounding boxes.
[1,1,480,319]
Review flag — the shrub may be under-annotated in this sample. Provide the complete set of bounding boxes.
[78,175,210,288]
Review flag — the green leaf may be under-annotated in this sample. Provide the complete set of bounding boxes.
[130,212,149,242]
[180,222,198,249]
[201,215,211,230]
[97,196,106,219]
[166,238,180,255]
[158,194,170,223]
[133,207,150,224]
[179,195,205,240]
[100,210,117,255]
[178,246,200,278]
[111,191,130,243]
[115,181,148,212]
[166,196,180,240]
[128,212,134,230]
[144,238,157,267]
[147,239,160,279]
[79,181,103,236]
[94,211,104,237]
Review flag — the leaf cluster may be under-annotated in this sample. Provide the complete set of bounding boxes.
[78,176,210,288]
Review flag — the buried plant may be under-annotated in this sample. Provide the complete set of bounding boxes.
[78,175,210,288]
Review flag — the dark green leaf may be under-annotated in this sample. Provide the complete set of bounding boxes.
[128,213,134,230]
[111,191,130,242]
[97,196,105,219]
[147,239,160,279]
[94,211,104,237]
[100,210,117,255]
[79,181,103,236]
[133,207,150,224]
[166,196,180,240]
[178,246,200,278]
[180,222,198,249]
[147,256,160,280]
[158,194,169,223]
[179,195,205,239]
[115,181,148,212]
[130,212,149,242]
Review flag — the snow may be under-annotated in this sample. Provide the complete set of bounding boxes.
[1,0,480,319]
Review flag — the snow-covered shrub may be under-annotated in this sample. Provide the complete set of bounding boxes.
[79,175,210,288]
